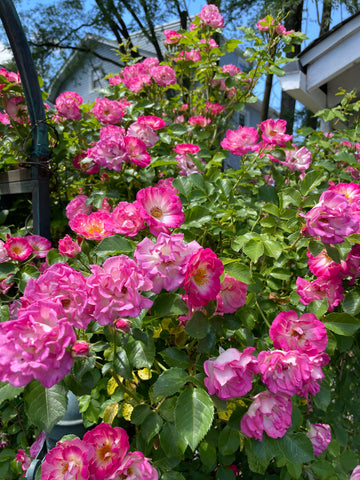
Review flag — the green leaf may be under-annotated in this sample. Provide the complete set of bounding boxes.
[175,387,214,451]
[218,426,240,455]
[151,293,188,317]
[141,412,163,443]
[114,348,133,379]
[224,261,251,284]
[160,423,188,458]
[243,239,264,263]
[324,312,360,336]
[161,471,186,480]
[340,449,359,471]
[280,187,302,207]
[216,466,236,480]
[258,185,278,204]
[184,206,212,226]
[0,305,9,323]
[300,170,325,196]
[153,368,190,398]
[24,381,68,432]
[308,241,324,257]
[263,239,282,259]
[0,382,24,404]
[343,290,360,316]
[325,244,341,264]
[131,405,151,425]
[245,437,276,474]
[160,348,190,369]
[307,298,329,318]
[185,311,210,339]
[126,334,155,368]
[95,235,134,256]
[278,433,314,464]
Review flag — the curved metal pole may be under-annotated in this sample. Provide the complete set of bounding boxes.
[0,0,50,239]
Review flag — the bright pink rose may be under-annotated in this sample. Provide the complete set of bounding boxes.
[4,236,32,261]
[27,235,52,258]
[69,211,113,240]
[0,111,10,124]
[307,248,346,279]
[260,119,292,147]
[216,274,247,314]
[296,276,344,312]
[58,234,81,257]
[86,255,153,325]
[106,201,146,237]
[71,341,90,358]
[163,29,184,45]
[305,191,359,244]
[83,423,129,478]
[135,185,185,236]
[279,146,311,171]
[173,143,200,155]
[189,116,211,127]
[306,423,331,455]
[15,449,31,477]
[22,262,92,329]
[124,136,151,167]
[134,233,201,293]
[275,24,294,35]
[0,301,75,388]
[92,97,128,124]
[127,122,158,147]
[66,195,92,220]
[258,350,329,397]
[256,17,272,31]
[221,64,241,76]
[240,391,292,440]
[137,115,166,130]
[55,91,83,121]
[351,466,360,480]
[198,4,225,28]
[205,101,225,115]
[149,65,176,86]
[73,150,100,174]
[184,248,224,307]
[41,437,93,480]
[114,451,158,480]
[90,130,128,171]
[115,318,130,332]
[204,347,259,400]
[221,126,259,156]
[269,311,328,355]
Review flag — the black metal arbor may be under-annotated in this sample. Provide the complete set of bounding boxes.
[0,0,50,239]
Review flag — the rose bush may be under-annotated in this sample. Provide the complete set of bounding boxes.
[0,5,360,479]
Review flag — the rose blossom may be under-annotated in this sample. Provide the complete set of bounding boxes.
[173,143,200,155]
[278,145,312,171]
[175,152,205,176]
[221,64,241,76]
[15,449,31,477]
[27,235,52,258]
[73,150,100,174]
[260,119,292,147]
[204,347,259,400]
[66,194,92,220]
[221,126,259,155]
[127,122,158,147]
[306,423,331,455]
[198,4,225,28]
[124,136,151,167]
[71,341,90,358]
[6,96,28,123]
[216,274,248,314]
[134,232,201,293]
[92,97,128,124]
[58,234,81,257]
[189,116,211,127]
[307,248,346,279]
[351,466,360,480]
[106,201,146,237]
[240,391,292,440]
[4,236,32,261]
[55,91,83,121]
[257,350,329,398]
[134,185,184,236]
[113,451,158,480]
[41,437,93,480]
[296,276,344,312]
[184,247,224,307]
[69,211,113,240]
[86,255,153,325]
[137,115,166,130]
[0,300,75,388]
[149,65,176,86]
[83,423,129,478]
[163,29,184,45]
[269,311,328,355]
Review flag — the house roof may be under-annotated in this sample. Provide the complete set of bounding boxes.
[278,10,360,113]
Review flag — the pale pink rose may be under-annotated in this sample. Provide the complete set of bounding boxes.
[205,101,225,115]
[0,240,10,262]
[4,236,32,261]
[189,115,211,127]
[216,274,248,314]
[185,49,201,62]
[114,451,158,480]
[66,195,92,220]
[198,4,225,28]
[27,235,52,258]
[279,146,312,171]
[305,191,359,244]
[90,130,128,171]
[269,311,328,355]
[15,449,31,477]
[55,91,83,121]
[137,115,166,130]
[106,201,146,237]
[306,423,331,455]
[69,211,113,240]
[240,391,292,440]
[73,150,100,174]
[184,248,224,307]
[135,185,184,236]
[200,37,218,48]
[100,124,126,140]
[92,97,128,124]
[260,119,292,147]
[41,437,93,480]
[86,255,153,325]
[204,347,259,400]
[296,276,344,312]
[307,248,346,279]
[258,350,329,397]
[6,96,28,123]
[0,300,75,388]
[221,126,259,155]
[83,423,129,478]
[134,232,201,293]
[149,65,176,86]
[127,122,158,147]
[351,466,360,480]
[163,29,184,45]
[344,244,360,283]
[175,153,205,176]
[22,262,92,329]
[58,234,81,257]
[173,143,200,155]
[221,64,241,76]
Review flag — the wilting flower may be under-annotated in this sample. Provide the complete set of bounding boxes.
[113,451,159,480]
[278,146,312,171]
[204,347,259,400]
[306,423,331,455]
[241,390,292,440]
[269,310,328,355]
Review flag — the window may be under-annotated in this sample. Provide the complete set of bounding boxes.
[91,65,105,91]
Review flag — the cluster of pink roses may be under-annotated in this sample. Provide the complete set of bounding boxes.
[173,143,205,176]
[41,423,158,480]
[256,17,294,36]
[204,310,330,450]
[0,234,51,261]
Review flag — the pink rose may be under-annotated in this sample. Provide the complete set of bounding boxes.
[216,274,248,314]
[221,126,259,156]
[306,423,331,455]
[58,234,81,257]
[198,4,225,28]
